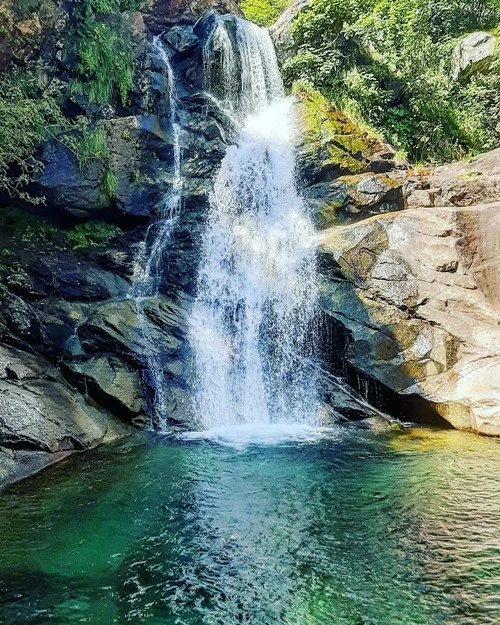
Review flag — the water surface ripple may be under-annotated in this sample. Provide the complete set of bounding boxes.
[0,427,499,624]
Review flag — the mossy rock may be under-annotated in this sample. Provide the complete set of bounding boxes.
[294,84,396,184]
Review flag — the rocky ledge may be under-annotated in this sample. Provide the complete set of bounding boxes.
[318,159,500,435]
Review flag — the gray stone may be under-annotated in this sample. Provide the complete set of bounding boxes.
[0,344,129,487]
[164,26,199,53]
[453,31,497,81]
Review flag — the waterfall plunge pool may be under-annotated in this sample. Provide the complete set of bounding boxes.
[0,426,499,625]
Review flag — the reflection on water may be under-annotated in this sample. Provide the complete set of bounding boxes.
[0,427,499,624]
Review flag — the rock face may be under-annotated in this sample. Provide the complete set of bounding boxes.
[269,0,312,63]
[0,343,129,485]
[293,86,403,226]
[319,201,500,436]
[0,2,242,486]
[453,31,497,81]
[143,0,243,31]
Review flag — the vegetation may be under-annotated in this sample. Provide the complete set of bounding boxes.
[66,221,123,250]
[0,208,122,252]
[284,0,500,162]
[69,0,142,106]
[240,0,288,26]
[0,70,116,203]
[0,71,67,203]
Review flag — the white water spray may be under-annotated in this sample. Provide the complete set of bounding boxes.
[130,36,184,428]
[190,17,319,430]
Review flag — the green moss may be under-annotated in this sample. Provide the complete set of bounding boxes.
[318,199,344,229]
[457,171,483,180]
[295,83,384,174]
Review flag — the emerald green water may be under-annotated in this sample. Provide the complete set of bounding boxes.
[0,426,499,625]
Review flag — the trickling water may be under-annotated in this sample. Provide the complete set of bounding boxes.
[190,18,319,429]
[130,36,184,428]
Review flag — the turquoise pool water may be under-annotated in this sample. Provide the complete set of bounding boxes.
[0,426,499,624]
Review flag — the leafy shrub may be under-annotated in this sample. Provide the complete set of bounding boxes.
[12,0,42,19]
[286,0,500,163]
[0,71,117,201]
[66,222,122,250]
[0,71,68,203]
[69,0,141,106]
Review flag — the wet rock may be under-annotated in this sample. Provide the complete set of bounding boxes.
[142,0,243,31]
[163,26,199,53]
[0,343,129,486]
[65,356,146,425]
[36,140,110,213]
[28,254,131,301]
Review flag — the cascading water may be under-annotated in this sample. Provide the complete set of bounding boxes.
[189,17,319,430]
[130,36,184,428]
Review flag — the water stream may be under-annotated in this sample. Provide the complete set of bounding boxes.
[190,17,319,430]
[129,36,184,429]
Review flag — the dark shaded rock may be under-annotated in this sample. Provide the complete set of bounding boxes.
[142,0,243,32]
[36,140,110,214]
[163,25,199,52]
[28,254,131,301]
[65,355,146,425]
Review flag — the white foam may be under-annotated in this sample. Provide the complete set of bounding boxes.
[181,423,337,449]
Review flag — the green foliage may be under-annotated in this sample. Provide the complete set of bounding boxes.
[0,208,62,250]
[0,71,116,201]
[66,222,122,250]
[0,208,122,254]
[63,122,117,198]
[12,0,43,19]
[69,0,139,106]
[240,0,288,26]
[286,0,500,163]
[0,71,68,203]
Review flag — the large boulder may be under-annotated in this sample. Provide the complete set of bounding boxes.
[418,148,500,207]
[453,31,497,81]
[319,202,500,436]
[0,343,129,486]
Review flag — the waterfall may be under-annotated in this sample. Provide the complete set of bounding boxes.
[130,36,184,428]
[189,17,319,430]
